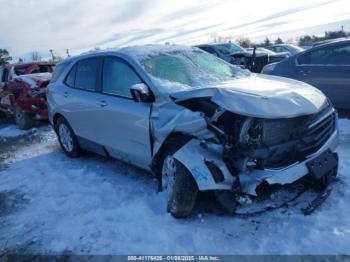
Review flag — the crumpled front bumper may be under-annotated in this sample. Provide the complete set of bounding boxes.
[239,129,339,195]
[173,129,339,195]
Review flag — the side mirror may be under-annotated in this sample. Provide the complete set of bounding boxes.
[130,83,152,102]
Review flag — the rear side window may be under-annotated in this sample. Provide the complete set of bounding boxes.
[102,57,143,97]
[65,65,77,87]
[51,62,70,83]
[298,43,350,65]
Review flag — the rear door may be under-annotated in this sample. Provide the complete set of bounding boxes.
[60,57,105,151]
[93,56,152,169]
[295,43,350,108]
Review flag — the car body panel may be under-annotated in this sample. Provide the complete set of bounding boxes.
[171,74,326,119]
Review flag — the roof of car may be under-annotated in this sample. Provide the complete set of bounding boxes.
[60,44,199,64]
[312,37,349,47]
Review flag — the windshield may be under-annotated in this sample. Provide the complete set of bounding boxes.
[215,43,244,55]
[142,50,245,87]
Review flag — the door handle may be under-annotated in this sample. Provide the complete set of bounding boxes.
[63,92,69,98]
[299,70,311,76]
[98,100,107,107]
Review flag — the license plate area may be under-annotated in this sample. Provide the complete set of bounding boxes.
[307,149,338,179]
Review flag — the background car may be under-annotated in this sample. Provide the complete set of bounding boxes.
[0,62,55,129]
[265,44,304,56]
[312,37,349,47]
[262,39,350,109]
[196,43,271,73]
[245,47,289,63]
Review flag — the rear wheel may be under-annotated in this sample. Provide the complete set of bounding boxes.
[161,146,198,218]
[14,105,33,130]
[55,117,81,157]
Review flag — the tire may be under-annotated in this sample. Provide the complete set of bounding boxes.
[14,105,33,130]
[161,146,198,218]
[55,117,81,157]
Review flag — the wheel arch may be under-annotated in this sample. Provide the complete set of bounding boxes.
[150,132,193,191]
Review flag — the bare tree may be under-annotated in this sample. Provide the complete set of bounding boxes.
[274,37,284,44]
[0,49,12,65]
[236,36,252,48]
[31,51,41,61]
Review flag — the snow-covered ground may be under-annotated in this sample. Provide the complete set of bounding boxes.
[0,118,349,255]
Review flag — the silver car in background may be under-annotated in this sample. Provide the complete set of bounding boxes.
[47,45,339,218]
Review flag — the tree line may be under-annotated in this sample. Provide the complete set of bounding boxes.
[212,28,349,48]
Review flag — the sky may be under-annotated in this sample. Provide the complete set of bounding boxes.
[0,0,349,61]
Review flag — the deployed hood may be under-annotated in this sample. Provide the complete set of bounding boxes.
[171,74,327,119]
[14,73,52,89]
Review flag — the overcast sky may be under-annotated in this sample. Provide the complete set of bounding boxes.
[0,0,349,60]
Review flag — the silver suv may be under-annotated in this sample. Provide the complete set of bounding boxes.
[48,45,339,218]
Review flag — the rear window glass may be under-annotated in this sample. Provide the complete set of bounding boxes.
[51,62,70,83]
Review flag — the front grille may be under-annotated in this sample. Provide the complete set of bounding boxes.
[297,107,336,156]
[257,104,336,168]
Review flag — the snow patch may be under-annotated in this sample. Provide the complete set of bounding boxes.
[0,118,349,254]
[0,125,34,138]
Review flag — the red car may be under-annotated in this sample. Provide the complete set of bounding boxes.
[0,62,55,129]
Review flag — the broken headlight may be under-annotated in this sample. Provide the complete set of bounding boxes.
[239,118,263,148]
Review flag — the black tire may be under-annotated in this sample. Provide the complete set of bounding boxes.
[55,117,81,158]
[161,146,198,218]
[14,105,33,130]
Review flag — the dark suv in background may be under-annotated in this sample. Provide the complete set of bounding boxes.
[262,39,350,109]
[196,43,287,73]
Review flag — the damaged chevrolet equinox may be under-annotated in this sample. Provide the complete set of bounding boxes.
[47,45,339,218]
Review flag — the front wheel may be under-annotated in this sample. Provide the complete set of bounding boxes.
[14,105,33,130]
[55,117,81,157]
[161,147,198,218]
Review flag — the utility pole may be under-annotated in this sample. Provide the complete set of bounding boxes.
[49,49,55,61]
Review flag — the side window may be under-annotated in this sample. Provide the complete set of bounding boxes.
[102,57,143,97]
[51,62,70,83]
[274,46,282,53]
[65,64,77,87]
[297,52,311,65]
[75,58,99,91]
[298,44,350,65]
